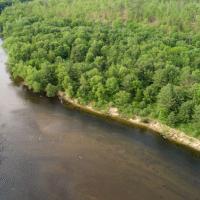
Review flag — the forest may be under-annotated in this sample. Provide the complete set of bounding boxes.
[1,0,200,137]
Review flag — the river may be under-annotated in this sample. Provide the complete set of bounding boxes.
[0,39,200,200]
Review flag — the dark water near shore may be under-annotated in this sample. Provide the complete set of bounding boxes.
[0,40,200,200]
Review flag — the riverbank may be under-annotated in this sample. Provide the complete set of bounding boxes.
[2,58,200,200]
[57,91,200,153]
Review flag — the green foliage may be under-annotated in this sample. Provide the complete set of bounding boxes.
[157,84,177,115]
[1,0,200,137]
[46,83,57,97]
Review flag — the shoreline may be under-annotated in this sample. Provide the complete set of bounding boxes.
[57,91,200,153]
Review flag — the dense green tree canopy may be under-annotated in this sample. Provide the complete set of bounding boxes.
[1,0,200,137]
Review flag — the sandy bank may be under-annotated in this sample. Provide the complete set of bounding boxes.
[58,91,200,153]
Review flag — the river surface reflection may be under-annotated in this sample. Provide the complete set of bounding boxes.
[0,39,200,200]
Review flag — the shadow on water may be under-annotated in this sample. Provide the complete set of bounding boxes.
[21,85,200,157]
[19,86,200,171]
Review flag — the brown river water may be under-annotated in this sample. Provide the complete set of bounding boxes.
[0,39,200,200]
